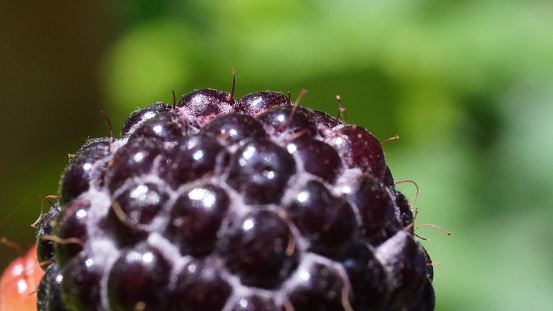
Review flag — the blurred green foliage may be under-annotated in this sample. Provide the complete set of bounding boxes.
[1,0,552,310]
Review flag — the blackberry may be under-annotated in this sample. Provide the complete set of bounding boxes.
[37,264,69,311]
[34,88,436,310]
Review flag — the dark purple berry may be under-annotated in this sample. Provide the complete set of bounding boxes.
[108,183,169,246]
[200,113,267,145]
[347,176,401,244]
[325,125,386,179]
[165,184,230,256]
[404,277,435,311]
[172,258,232,310]
[375,231,428,309]
[421,246,434,281]
[60,252,105,311]
[178,89,234,127]
[286,180,357,255]
[257,106,318,137]
[55,199,90,267]
[228,295,283,311]
[128,111,189,142]
[36,203,62,270]
[164,134,228,188]
[121,102,173,137]
[288,261,348,311]
[395,190,414,231]
[383,165,395,186]
[287,136,343,183]
[338,242,388,310]
[59,139,111,205]
[107,244,171,311]
[41,87,437,311]
[235,91,291,115]
[309,109,343,129]
[107,137,166,192]
[37,264,69,311]
[226,138,296,205]
[220,210,299,289]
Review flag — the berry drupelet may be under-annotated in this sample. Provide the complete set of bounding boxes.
[32,88,436,311]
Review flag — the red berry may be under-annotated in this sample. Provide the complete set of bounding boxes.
[0,245,44,311]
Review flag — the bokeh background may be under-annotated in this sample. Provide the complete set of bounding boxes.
[1,1,552,310]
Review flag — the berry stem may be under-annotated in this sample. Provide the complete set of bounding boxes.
[381,135,400,146]
[100,110,114,142]
[230,68,236,100]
